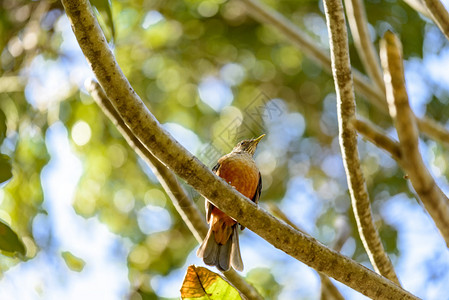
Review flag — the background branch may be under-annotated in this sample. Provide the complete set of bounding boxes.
[345,0,385,91]
[352,118,402,161]
[380,31,449,248]
[268,205,347,300]
[61,0,419,297]
[240,0,449,147]
[85,80,207,242]
[403,0,433,19]
[85,80,263,300]
[423,0,449,40]
[240,0,386,111]
[323,0,400,285]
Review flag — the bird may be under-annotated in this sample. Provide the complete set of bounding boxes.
[197,134,264,272]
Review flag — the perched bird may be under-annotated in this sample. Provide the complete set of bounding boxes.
[197,134,264,272]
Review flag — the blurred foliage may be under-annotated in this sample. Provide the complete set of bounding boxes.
[1,0,449,298]
[0,219,25,256]
[245,267,281,299]
[61,250,86,272]
[90,0,116,41]
[0,154,12,184]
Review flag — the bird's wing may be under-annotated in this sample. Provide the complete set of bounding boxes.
[252,172,262,204]
[212,162,220,173]
[241,172,262,231]
[206,162,221,223]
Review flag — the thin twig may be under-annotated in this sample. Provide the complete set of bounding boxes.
[320,275,346,300]
[240,0,449,146]
[423,0,449,41]
[331,216,352,253]
[416,116,449,145]
[323,0,400,285]
[345,0,385,91]
[240,0,330,72]
[267,204,310,236]
[352,118,402,161]
[62,0,418,297]
[240,0,386,111]
[268,204,346,300]
[380,31,449,248]
[85,80,263,300]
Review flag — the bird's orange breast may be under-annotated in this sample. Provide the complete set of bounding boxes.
[216,153,259,200]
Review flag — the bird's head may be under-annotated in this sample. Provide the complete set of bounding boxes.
[232,134,265,156]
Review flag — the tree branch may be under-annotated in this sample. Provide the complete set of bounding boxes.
[345,0,385,91]
[268,205,346,300]
[403,0,433,19]
[416,116,449,145]
[352,118,402,162]
[61,0,418,297]
[239,0,449,147]
[380,31,449,248]
[85,80,208,243]
[423,0,449,41]
[240,0,386,111]
[323,0,400,285]
[85,80,263,300]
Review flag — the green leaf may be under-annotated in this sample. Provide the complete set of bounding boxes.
[90,0,115,42]
[180,265,242,300]
[0,219,25,256]
[0,154,12,184]
[0,109,6,144]
[61,251,86,272]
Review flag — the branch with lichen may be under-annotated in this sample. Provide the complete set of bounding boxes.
[323,0,400,285]
[380,31,449,248]
[239,0,449,147]
[61,0,418,298]
[85,80,263,300]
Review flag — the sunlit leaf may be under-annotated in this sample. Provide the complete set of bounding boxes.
[0,219,25,256]
[61,251,86,272]
[0,154,12,184]
[180,265,242,300]
[90,0,115,42]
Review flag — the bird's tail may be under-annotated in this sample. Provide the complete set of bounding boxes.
[196,225,243,272]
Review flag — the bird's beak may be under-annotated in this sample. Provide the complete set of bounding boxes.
[252,134,265,145]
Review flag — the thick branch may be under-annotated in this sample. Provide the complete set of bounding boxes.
[380,31,449,247]
[240,0,449,146]
[323,0,400,285]
[423,0,449,41]
[345,0,385,91]
[62,0,418,297]
[85,80,262,300]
